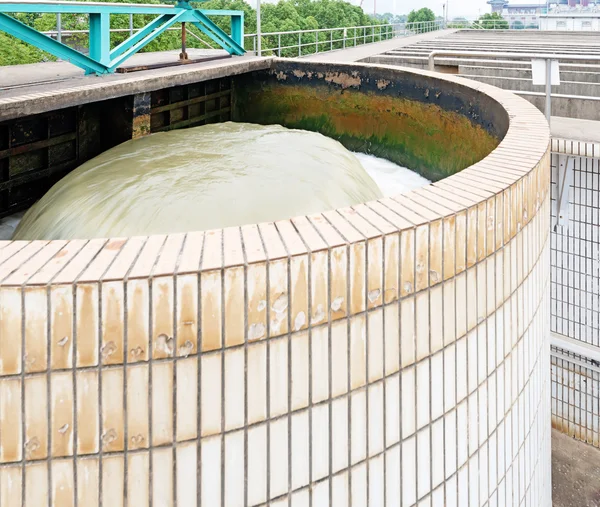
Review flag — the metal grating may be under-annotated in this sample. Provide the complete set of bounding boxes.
[550,138,600,449]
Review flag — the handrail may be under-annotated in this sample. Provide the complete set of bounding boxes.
[428,50,600,71]
[428,50,600,127]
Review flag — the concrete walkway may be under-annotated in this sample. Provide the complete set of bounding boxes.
[553,429,600,507]
[552,116,600,143]
[303,29,457,63]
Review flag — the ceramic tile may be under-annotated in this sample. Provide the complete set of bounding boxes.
[331,320,348,397]
[368,309,384,383]
[350,242,366,315]
[312,403,329,481]
[50,285,73,370]
[400,228,415,297]
[247,263,267,342]
[455,211,467,275]
[126,279,149,364]
[247,341,267,425]
[224,430,244,507]
[269,259,289,337]
[269,336,288,417]
[51,372,73,457]
[443,280,456,347]
[201,353,221,437]
[201,435,221,506]
[200,270,222,352]
[152,362,173,446]
[102,456,124,507]
[368,382,384,454]
[152,276,174,359]
[290,255,309,332]
[25,462,48,507]
[402,436,417,507]
[0,465,22,506]
[101,281,124,365]
[24,287,47,373]
[127,364,149,450]
[248,424,268,506]
[291,331,309,411]
[332,471,349,507]
[24,375,47,460]
[384,233,400,304]
[351,462,367,507]
[384,304,400,375]
[0,287,22,375]
[51,459,74,506]
[270,417,289,498]
[429,220,443,286]
[351,389,367,465]
[291,410,310,490]
[417,359,430,430]
[402,366,416,439]
[101,368,123,453]
[417,427,431,499]
[128,452,149,506]
[350,314,367,390]
[416,291,429,362]
[224,347,244,432]
[367,237,383,309]
[401,297,415,368]
[176,443,197,507]
[176,274,198,357]
[311,325,329,403]
[311,251,328,325]
[330,246,348,320]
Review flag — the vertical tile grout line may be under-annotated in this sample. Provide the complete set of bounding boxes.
[220,231,227,507]
[240,227,249,507]
[196,235,205,507]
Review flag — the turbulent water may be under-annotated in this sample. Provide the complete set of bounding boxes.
[10,123,431,241]
[13,123,384,240]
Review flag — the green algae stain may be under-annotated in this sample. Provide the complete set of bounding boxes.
[235,84,500,182]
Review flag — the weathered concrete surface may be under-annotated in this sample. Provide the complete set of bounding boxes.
[302,29,456,63]
[551,116,600,142]
[553,429,600,507]
[522,94,600,122]
[0,48,228,88]
[0,53,271,121]
[459,65,600,84]
[460,74,600,98]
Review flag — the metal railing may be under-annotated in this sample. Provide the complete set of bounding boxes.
[428,50,600,126]
[243,20,444,57]
[447,19,540,30]
[42,17,444,58]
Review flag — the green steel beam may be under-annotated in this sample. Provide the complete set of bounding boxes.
[0,12,108,74]
[0,1,245,75]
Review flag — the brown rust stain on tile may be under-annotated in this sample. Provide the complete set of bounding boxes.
[76,284,98,367]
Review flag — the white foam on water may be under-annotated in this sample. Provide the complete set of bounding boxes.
[0,153,431,241]
[0,211,25,241]
[354,152,431,198]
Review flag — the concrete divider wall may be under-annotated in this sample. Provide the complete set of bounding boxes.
[0,61,551,506]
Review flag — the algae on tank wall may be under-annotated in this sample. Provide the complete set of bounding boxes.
[234,62,506,182]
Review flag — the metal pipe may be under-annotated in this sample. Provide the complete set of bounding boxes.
[428,50,600,72]
[56,12,61,43]
[551,333,600,375]
[180,22,188,60]
[545,58,552,126]
[129,13,133,36]
[256,0,261,56]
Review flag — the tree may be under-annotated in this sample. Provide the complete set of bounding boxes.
[0,0,387,64]
[511,21,525,29]
[407,8,435,24]
[476,12,509,29]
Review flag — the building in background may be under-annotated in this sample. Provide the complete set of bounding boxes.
[487,1,547,28]
[540,11,600,28]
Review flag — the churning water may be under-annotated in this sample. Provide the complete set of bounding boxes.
[5,123,430,241]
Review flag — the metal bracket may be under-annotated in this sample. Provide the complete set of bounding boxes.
[554,154,573,231]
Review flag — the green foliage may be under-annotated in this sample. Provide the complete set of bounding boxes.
[0,0,395,65]
[407,8,435,24]
[475,12,509,29]
[511,20,524,29]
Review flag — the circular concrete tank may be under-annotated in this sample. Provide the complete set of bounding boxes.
[0,61,551,506]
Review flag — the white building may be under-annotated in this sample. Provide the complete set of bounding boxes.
[539,12,600,29]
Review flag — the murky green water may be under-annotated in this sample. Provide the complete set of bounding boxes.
[13,123,384,241]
